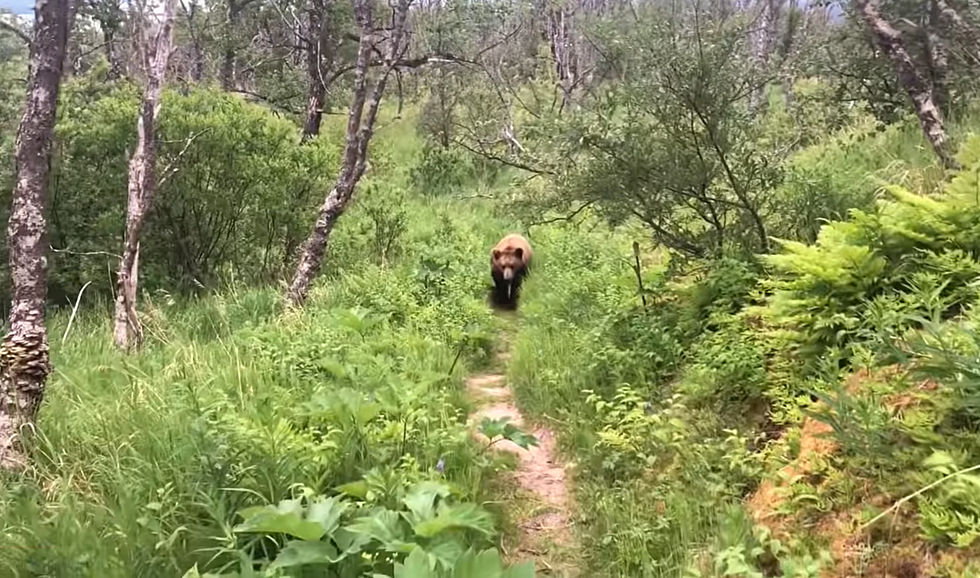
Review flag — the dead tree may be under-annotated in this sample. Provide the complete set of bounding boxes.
[925,0,951,116]
[0,0,71,471]
[933,0,980,64]
[285,0,414,307]
[180,0,207,81]
[749,0,780,113]
[113,0,178,350]
[220,0,260,90]
[86,0,126,80]
[302,0,334,140]
[854,0,957,168]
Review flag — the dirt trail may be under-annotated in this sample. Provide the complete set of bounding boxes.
[466,345,578,576]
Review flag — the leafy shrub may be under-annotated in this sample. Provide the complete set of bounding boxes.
[35,79,336,305]
[196,474,530,577]
[684,508,831,578]
[677,316,768,413]
[915,452,980,548]
[763,135,980,367]
[410,144,479,197]
[770,115,945,244]
[686,258,761,322]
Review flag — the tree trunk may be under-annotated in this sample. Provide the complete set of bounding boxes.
[855,0,957,169]
[286,0,412,307]
[302,0,332,141]
[181,0,207,81]
[926,0,950,117]
[933,0,980,63]
[749,0,779,113]
[220,0,241,90]
[544,3,578,108]
[104,29,122,80]
[113,0,178,351]
[86,0,125,80]
[0,0,71,471]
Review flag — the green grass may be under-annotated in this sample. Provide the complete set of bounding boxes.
[1,270,492,575]
[6,95,980,578]
[0,108,539,575]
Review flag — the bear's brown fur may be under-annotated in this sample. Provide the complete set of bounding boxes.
[489,233,532,310]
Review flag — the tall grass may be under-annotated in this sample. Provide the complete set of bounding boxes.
[0,110,532,576]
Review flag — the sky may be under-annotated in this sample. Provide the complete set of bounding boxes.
[0,0,32,15]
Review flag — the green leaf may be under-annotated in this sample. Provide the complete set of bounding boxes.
[502,426,538,451]
[451,549,502,578]
[403,481,452,522]
[503,560,535,578]
[394,547,437,578]
[336,479,369,500]
[269,540,344,569]
[477,416,512,439]
[180,564,233,578]
[346,509,408,546]
[234,499,326,541]
[478,417,538,450]
[306,495,348,536]
[412,503,495,538]
[334,526,371,555]
[424,536,467,571]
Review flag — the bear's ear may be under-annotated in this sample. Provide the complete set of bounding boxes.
[514,247,523,259]
[492,250,501,259]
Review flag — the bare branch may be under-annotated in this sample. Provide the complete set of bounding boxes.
[50,246,123,260]
[157,128,211,187]
[527,201,596,229]
[450,137,555,176]
[0,18,32,47]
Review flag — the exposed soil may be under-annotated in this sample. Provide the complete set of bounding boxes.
[466,343,578,575]
[746,416,838,529]
[746,367,951,578]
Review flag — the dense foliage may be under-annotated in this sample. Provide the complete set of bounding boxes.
[5,0,980,576]
[0,118,529,575]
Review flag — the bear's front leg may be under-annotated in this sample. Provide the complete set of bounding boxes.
[490,270,517,310]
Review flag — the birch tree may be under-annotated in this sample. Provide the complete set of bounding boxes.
[301,0,333,141]
[854,0,956,168]
[285,0,414,307]
[0,0,71,471]
[113,0,178,350]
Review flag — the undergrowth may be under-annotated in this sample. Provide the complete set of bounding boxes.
[0,113,535,577]
[5,91,980,578]
[506,129,980,577]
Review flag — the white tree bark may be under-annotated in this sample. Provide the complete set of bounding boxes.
[854,0,957,169]
[113,0,178,350]
[1,0,71,471]
[285,0,414,307]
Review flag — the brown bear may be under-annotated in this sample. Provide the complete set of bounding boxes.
[489,233,532,310]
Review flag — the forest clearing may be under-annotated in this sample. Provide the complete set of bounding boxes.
[4,0,980,576]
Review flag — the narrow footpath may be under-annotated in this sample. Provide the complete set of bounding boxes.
[466,340,578,576]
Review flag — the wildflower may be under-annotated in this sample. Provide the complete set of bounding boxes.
[436,457,445,473]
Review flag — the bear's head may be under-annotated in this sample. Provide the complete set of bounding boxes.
[492,246,525,281]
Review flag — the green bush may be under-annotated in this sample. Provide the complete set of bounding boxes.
[0,169,522,576]
[410,143,479,197]
[40,79,337,304]
[770,115,946,244]
[763,135,980,367]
